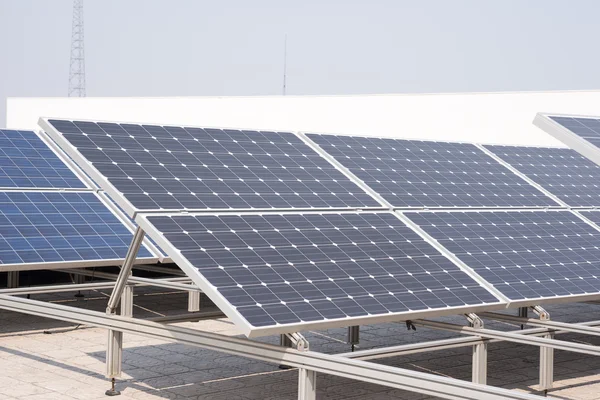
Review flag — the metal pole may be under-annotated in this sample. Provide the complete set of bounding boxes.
[7,271,19,288]
[467,314,486,385]
[73,272,85,298]
[533,307,553,394]
[105,227,144,396]
[188,290,201,312]
[280,333,294,369]
[298,368,316,400]
[120,285,134,318]
[348,326,359,352]
[518,307,528,330]
[106,227,145,314]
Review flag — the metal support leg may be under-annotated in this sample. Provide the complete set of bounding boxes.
[466,314,487,385]
[106,227,145,315]
[74,273,85,298]
[348,325,359,352]
[298,368,317,400]
[281,333,293,347]
[279,333,294,369]
[105,227,144,396]
[188,290,201,312]
[533,306,553,394]
[518,307,528,329]
[278,333,314,400]
[120,285,134,318]
[7,271,19,288]
[105,329,123,395]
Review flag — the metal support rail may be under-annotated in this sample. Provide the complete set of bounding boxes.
[0,295,541,400]
[413,319,600,356]
[480,312,600,337]
[58,269,199,292]
[341,318,600,361]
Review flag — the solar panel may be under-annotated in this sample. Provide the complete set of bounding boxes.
[484,145,600,207]
[41,119,380,215]
[137,211,502,336]
[307,134,558,208]
[97,192,170,262]
[0,191,155,269]
[0,130,87,189]
[533,113,600,169]
[405,210,600,302]
[577,210,600,229]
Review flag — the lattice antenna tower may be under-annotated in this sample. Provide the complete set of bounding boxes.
[68,0,86,97]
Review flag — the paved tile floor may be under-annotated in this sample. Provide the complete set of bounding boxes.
[1,287,600,399]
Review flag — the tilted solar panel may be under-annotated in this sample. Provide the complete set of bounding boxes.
[0,191,155,270]
[484,145,600,207]
[533,113,600,175]
[0,130,87,189]
[137,211,502,336]
[41,119,381,215]
[307,134,558,208]
[405,210,600,303]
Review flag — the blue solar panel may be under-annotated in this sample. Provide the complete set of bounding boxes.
[307,134,558,208]
[145,212,500,330]
[549,116,600,141]
[484,145,600,207]
[406,210,600,301]
[0,130,87,189]
[0,192,153,266]
[44,120,380,212]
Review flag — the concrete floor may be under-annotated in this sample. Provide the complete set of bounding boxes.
[0,288,599,399]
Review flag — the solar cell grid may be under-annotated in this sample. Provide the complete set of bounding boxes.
[0,191,153,266]
[484,145,600,207]
[550,116,600,139]
[144,211,499,330]
[406,210,600,302]
[44,119,379,212]
[0,130,87,189]
[307,134,557,208]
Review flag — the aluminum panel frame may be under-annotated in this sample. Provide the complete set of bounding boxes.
[403,208,600,308]
[39,117,386,217]
[136,209,506,338]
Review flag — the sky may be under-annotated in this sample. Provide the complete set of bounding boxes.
[1,0,600,128]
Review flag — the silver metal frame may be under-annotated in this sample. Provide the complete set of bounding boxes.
[0,294,543,400]
[0,189,160,271]
[476,144,568,207]
[39,117,387,218]
[400,208,600,308]
[533,112,600,168]
[135,209,507,338]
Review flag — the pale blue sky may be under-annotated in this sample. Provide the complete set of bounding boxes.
[1,0,599,128]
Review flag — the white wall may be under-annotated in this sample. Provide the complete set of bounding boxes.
[9,91,600,146]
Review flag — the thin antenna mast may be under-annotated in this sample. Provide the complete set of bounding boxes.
[282,35,287,96]
[68,0,86,97]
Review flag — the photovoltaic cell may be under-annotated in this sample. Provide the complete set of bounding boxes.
[0,130,86,189]
[145,212,499,329]
[307,134,557,208]
[0,191,153,266]
[406,210,600,301]
[484,145,600,207]
[549,116,600,148]
[44,120,379,212]
[578,210,600,230]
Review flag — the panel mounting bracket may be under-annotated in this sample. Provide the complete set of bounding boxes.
[285,332,310,352]
[465,313,484,329]
[531,305,550,321]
